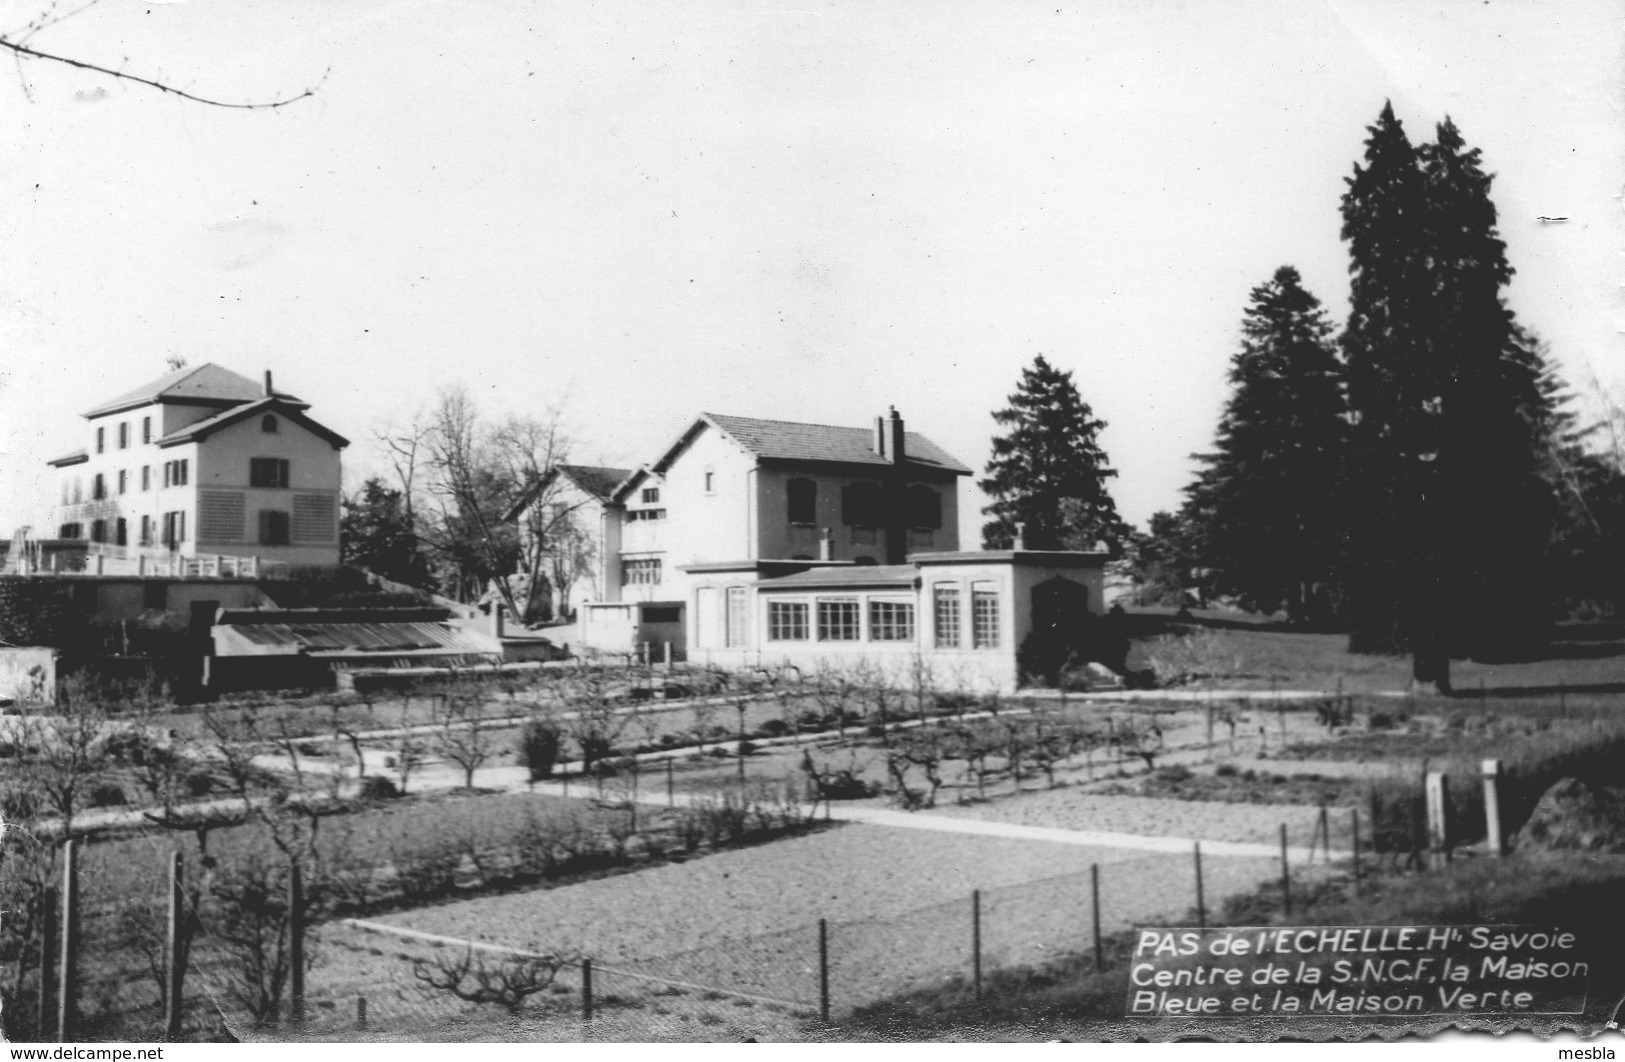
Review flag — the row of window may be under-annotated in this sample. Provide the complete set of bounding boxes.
[617,479,942,531]
[62,511,189,548]
[762,584,1000,648]
[62,457,296,505]
[60,506,313,547]
[93,413,280,455]
[96,417,153,454]
[623,558,662,585]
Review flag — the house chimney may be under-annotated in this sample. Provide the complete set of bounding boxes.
[1012,522,1026,551]
[873,415,886,458]
[263,370,274,397]
[489,601,505,639]
[886,406,905,466]
[818,527,833,562]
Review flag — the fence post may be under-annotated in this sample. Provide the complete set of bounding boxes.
[667,757,675,807]
[1318,805,1331,865]
[58,839,78,1042]
[165,850,184,1040]
[1425,771,1451,867]
[37,885,56,1040]
[289,861,305,1027]
[1369,790,1382,854]
[818,919,830,1023]
[1091,863,1103,973]
[1193,842,1206,929]
[1351,808,1362,894]
[356,996,368,1031]
[1277,704,1287,743]
[1481,759,1504,857]
[971,889,982,1001]
[582,958,594,1022]
[1278,824,1291,916]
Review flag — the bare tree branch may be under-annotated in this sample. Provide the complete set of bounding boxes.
[0,26,326,109]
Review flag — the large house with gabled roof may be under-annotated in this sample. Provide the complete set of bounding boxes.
[574,407,1107,691]
[47,363,349,568]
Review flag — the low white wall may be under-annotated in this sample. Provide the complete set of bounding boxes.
[687,644,1019,694]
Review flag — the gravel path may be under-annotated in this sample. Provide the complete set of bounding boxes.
[925,789,1329,846]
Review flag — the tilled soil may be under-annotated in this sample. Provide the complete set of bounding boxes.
[359,820,1288,1016]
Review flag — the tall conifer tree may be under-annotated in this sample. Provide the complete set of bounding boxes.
[1189,266,1345,622]
[1341,105,1562,688]
[981,355,1128,553]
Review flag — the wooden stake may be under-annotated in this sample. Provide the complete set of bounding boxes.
[1279,824,1291,916]
[58,840,78,1042]
[1193,842,1206,929]
[1425,771,1451,867]
[972,889,983,1001]
[818,919,831,1022]
[289,861,305,1026]
[165,851,184,1039]
[582,958,594,1022]
[1351,808,1362,894]
[1091,864,1103,973]
[1481,759,1504,857]
[37,886,56,1039]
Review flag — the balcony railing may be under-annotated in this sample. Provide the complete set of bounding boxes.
[80,542,266,578]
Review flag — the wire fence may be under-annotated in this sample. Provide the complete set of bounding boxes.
[3,800,1383,1043]
[235,848,1308,1041]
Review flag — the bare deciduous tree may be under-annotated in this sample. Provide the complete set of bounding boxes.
[412,947,578,1015]
[1,1,325,109]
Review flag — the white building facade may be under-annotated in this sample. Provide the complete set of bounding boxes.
[575,408,1107,691]
[47,364,348,568]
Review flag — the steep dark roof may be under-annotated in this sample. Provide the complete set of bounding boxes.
[502,463,632,523]
[560,464,632,501]
[703,413,971,474]
[155,396,347,449]
[84,363,296,419]
[618,412,971,501]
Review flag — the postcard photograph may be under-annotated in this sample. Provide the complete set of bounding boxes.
[0,0,1622,1046]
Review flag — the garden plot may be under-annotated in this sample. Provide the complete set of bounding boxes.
[363,820,1286,1014]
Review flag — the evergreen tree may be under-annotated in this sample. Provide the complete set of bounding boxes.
[1341,105,1564,687]
[981,355,1128,553]
[1189,266,1345,623]
[1339,102,1436,671]
[341,476,433,587]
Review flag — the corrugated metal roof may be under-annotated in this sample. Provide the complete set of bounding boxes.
[703,413,972,474]
[758,564,920,590]
[218,621,500,656]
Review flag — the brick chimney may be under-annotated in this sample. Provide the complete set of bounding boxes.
[818,527,833,561]
[263,370,274,397]
[886,406,905,466]
[873,415,886,458]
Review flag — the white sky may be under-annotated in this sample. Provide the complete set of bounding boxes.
[0,0,1620,546]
